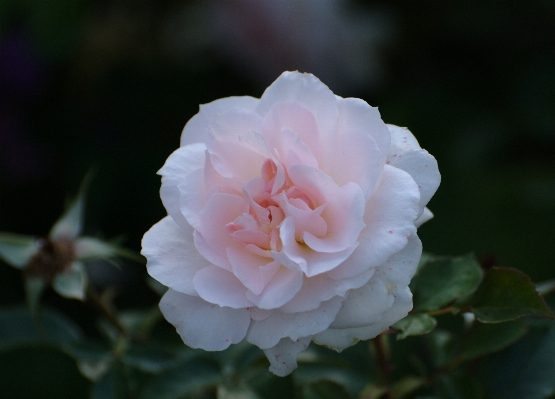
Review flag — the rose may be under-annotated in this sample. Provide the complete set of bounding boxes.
[142,71,440,376]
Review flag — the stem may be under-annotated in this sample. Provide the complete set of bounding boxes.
[373,333,392,399]
[426,306,456,317]
[86,285,130,338]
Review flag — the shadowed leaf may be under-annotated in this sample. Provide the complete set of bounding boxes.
[468,267,555,323]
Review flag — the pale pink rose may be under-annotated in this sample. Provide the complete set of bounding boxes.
[142,71,440,376]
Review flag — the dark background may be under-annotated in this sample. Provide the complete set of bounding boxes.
[0,1,554,395]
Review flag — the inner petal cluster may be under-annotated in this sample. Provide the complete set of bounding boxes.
[227,157,328,261]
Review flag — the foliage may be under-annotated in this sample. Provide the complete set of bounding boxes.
[1,211,554,399]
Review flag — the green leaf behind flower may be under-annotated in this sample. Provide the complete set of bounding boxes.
[488,323,555,399]
[393,314,438,340]
[411,254,483,312]
[461,321,528,360]
[467,267,555,323]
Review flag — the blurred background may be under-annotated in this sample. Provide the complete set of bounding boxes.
[1,0,554,395]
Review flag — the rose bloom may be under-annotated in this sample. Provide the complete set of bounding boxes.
[142,71,440,376]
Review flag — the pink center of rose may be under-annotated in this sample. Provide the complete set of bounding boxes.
[225,157,328,257]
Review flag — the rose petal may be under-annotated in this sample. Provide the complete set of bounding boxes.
[336,97,390,173]
[388,149,440,216]
[194,230,232,270]
[386,124,421,155]
[375,233,422,290]
[181,96,259,147]
[274,217,358,277]
[264,336,312,377]
[196,193,248,262]
[193,265,254,308]
[325,128,382,199]
[246,296,343,349]
[246,265,303,309]
[415,207,434,227]
[287,164,366,253]
[312,286,412,351]
[279,268,374,314]
[160,289,251,350]
[206,109,267,183]
[328,165,419,280]
[227,246,279,295]
[256,72,339,166]
[142,216,209,296]
[261,102,320,163]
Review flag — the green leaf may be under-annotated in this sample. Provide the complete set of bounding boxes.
[90,362,130,399]
[410,254,483,311]
[217,385,260,399]
[139,357,222,399]
[488,324,555,399]
[241,368,295,399]
[118,307,162,338]
[301,380,351,399]
[294,364,368,397]
[391,376,426,399]
[0,307,82,351]
[467,267,555,323]
[461,321,528,360]
[436,372,481,399]
[49,172,92,240]
[75,236,144,264]
[52,261,88,300]
[359,384,387,399]
[425,330,456,368]
[0,232,39,268]
[393,314,437,340]
[64,341,113,381]
[122,344,178,373]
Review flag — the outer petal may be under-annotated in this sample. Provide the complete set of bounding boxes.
[386,124,440,216]
[415,207,434,227]
[160,289,250,351]
[373,233,422,289]
[193,265,254,308]
[159,143,207,230]
[246,296,343,349]
[312,286,412,351]
[181,96,259,146]
[328,165,419,280]
[386,124,421,154]
[279,268,374,314]
[388,150,440,215]
[206,109,267,183]
[326,129,382,200]
[256,72,339,169]
[264,336,312,377]
[142,216,209,296]
[336,97,391,175]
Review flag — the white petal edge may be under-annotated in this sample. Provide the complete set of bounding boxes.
[246,296,343,349]
[181,96,259,147]
[160,289,251,351]
[142,216,210,296]
[313,286,412,351]
[264,336,312,377]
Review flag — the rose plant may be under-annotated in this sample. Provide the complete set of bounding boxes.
[142,71,440,376]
